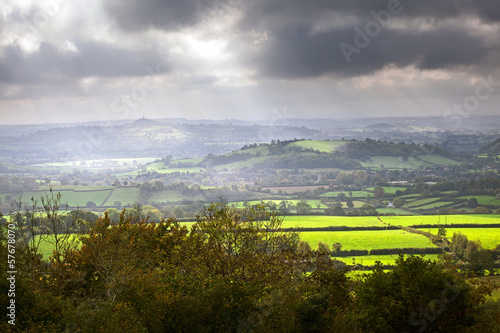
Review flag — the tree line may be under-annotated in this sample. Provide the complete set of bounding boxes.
[0,195,499,332]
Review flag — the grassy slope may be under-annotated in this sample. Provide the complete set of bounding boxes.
[104,187,140,206]
[287,140,347,153]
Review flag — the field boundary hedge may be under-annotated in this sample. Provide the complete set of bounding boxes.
[331,247,443,257]
[282,226,399,232]
[412,223,500,229]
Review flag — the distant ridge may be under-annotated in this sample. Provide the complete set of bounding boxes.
[131,117,160,126]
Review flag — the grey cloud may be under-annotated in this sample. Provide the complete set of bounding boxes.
[0,41,169,85]
[103,0,206,32]
[247,24,492,79]
[240,0,500,28]
[235,0,500,79]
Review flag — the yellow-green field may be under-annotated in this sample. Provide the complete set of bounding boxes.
[299,230,436,251]
[34,234,82,260]
[282,215,383,228]
[381,214,500,227]
[425,228,500,249]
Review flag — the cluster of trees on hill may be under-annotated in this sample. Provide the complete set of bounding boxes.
[338,140,458,161]
[479,138,500,156]
[0,177,38,194]
[1,195,500,332]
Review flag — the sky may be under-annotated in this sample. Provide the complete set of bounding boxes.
[1,0,500,125]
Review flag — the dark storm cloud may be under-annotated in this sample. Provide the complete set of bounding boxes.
[0,41,169,85]
[239,0,500,27]
[234,0,500,79]
[252,25,491,79]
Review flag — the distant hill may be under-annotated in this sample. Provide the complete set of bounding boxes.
[479,138,500,155]
[155,139,461,173]
[0,119,321,162]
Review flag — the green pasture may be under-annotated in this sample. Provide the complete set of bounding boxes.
[282,215,383,228]
[169,158,204,166]
[342,200,366,209]
[299,230,436,251]
[404,198,441,208]
[377,208,416,215]
[458,195,500,206]
[399,194,420,199]
[382,214,500,227]
[34,234,82,260]
[104,187,140,206]
[414,202,455,210]
[319,191,372,198]
[360,156,423,169]
[287,140,347,153]
[426,228,500,249]
[213,156,270,170]
[360,154,460,170]
[415,154,461,166]
[227,146,269,156]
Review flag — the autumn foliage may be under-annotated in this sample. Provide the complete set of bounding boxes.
[1,201,499,332]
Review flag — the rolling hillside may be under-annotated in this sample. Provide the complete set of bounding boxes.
[148,139,461,173]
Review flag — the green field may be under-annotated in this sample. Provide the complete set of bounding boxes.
[319,191,372,198]
[382,214,500,227]
[414,201,455,210]
[299,230,436,251]
[282,215,384,228]
[404,198,442,208]
[34,234,81,260]
[169,158,204,166]
[287,140,347,153]
[336,254,441,266]
[104,187,140,206]
[458,195,500,206]
[360,154,460,170]
[360,156,423,169]
[415,154,461,166]
[426,228,500,249]
[377,208,416,215]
